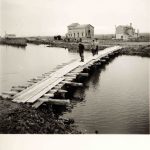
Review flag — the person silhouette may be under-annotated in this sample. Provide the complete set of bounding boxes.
[78,42,85,62]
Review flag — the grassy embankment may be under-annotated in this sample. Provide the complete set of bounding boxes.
[0,97,79,134]
[0,38,27,47]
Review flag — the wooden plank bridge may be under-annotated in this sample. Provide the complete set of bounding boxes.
[1,46,122,108]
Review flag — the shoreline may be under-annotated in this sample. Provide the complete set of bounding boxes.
[0,38,27,47]
[119,45,150,57]
[0,97,80,134]
[0,44,149,134]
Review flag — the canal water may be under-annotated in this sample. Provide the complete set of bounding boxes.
[0,44,149,134]
[0,44,91,93]
[63,55,150,134]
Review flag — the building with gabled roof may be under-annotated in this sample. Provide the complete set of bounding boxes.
[115,23,139,40]
[66,23,94,39]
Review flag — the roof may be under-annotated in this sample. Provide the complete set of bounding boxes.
[68,23,80,27]
[116,25,133,29]
[77,24,94,28]
[68,23,94,29]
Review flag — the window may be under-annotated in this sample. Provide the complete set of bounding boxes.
[74,33,75,37]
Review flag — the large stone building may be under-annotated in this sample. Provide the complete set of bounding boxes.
[115,23,139,40]
[66,23,94,39]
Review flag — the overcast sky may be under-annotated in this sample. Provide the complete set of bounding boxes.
[0,0,150,36]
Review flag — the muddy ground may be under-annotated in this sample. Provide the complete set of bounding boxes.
[0,97,80,134]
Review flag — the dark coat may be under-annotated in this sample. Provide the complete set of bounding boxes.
[78,43,84,53]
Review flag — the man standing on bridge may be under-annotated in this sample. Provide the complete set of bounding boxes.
[94,39,99,55]
[78,42,85,62]
[91,40,96,56]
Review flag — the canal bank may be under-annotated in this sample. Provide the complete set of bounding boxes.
[0,97,80,134]
[26,37,150,51]
[119,44,150,57]
[27,39,107,51]
[0,37,27,47]
[0,44,149,134]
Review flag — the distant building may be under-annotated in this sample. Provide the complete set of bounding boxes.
[5,34,16,38]
[66,23,94,39]
[115,23,139,40]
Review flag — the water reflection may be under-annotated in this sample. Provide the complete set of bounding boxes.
[1,44,91,93]
[2,44,27,50]
[62,55,149,134]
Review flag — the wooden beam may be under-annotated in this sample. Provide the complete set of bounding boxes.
[58,89,68,93]
[65,76,76,80]
[78,73,89,77]
[43,93,54,98]
[17,85,28,88]
[12,86,26,90]
[32,98,70,108]
[50,89,58,93]
[61,81,83,87]
[13,77,65,103]
[2,91,18,96]
[40,98,70,105]
[11,87,24,92]
[67,73,79,76]
[100,59,106,62]
[32,100,44,108]
[54,84,64,89]
[1,94,13,99]
[27,80,38,83]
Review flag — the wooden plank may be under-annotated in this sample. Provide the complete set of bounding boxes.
[13,77,65,103]
[13,61,81,103]
[32,98,70,108]
[50,89,58,93]
[12,46,122,104]
[32,100,44,108]
[17,85,28,88]
[1,94,13,99]
[61,81,83,87]
[54,84,64,89]
[78,73,89,77]
[65,76,76,80]
[58,89,68,93]
[27,80,38,83]
[11,87,25,90]
[2,91,18,96]
[11,88,24,92]
[43,93,54,98]
[67,73,80,76]
[39,98,70,105]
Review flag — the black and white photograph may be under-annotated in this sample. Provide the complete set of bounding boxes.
[0,0,149,144]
